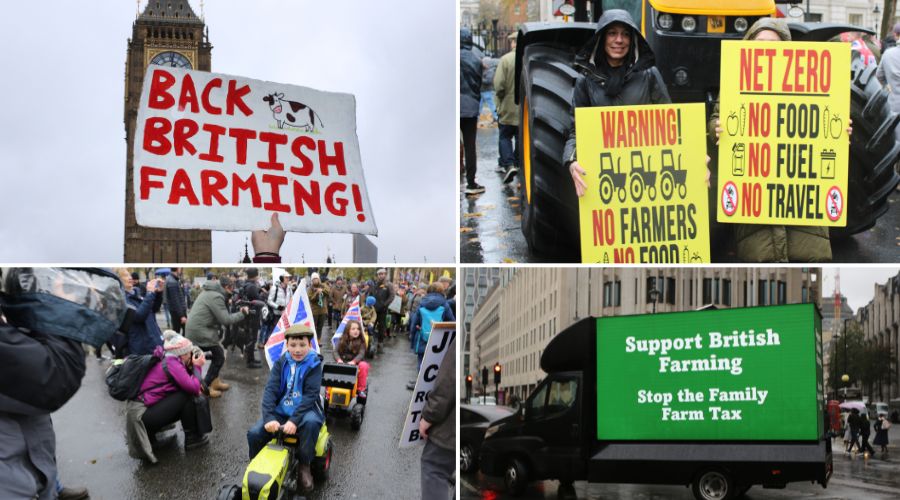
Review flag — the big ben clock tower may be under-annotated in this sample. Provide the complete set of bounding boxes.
[123,0,212,262]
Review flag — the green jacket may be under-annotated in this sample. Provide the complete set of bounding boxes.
[493,51,518,126]
[185,281,246,346]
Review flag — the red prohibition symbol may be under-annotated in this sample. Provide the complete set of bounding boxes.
[826,186,843,222]
[721,181,738,216]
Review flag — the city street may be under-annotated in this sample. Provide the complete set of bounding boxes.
[52,322,424,499]
[461,125,900,264]
[462,431,900,499]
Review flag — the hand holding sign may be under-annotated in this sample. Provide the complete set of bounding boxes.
[251,213,286,256]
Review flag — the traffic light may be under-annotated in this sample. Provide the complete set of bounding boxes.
[481,366,488,387]
[465,374,473,391]
[493,362,502,385]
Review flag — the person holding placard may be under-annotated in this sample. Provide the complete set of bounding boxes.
[565,9,671,198]
[709,18,840,262]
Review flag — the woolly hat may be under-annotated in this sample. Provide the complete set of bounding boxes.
[163,330,193,356]
[366,296,376,307]
[311,272,321,282]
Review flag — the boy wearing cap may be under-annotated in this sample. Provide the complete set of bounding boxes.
[246,324,324,491]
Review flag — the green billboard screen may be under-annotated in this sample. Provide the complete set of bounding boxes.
[596,304,823,441]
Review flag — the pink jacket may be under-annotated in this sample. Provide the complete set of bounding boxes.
[138,346,202,406]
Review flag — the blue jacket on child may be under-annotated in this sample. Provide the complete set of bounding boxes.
[261,351,323,426]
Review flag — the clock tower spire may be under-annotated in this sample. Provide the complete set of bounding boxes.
[123,0,212,262]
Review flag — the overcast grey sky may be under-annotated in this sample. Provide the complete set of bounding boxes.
[821,267,900,311]
[0,0,455,263]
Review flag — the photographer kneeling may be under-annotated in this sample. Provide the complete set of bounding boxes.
[127,331,209,462]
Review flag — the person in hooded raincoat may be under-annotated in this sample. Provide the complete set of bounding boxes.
[564,9,671,197]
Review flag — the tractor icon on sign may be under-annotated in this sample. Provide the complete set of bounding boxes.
[628,151,657,202]
[659,149,688,200]
[598,152,627,203]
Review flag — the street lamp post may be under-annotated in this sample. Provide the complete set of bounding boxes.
[650,287,660,314]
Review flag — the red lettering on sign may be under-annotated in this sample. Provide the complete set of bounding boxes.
[148,69,176,110]
[201,78,222,115]
[293,180,322,215]
[232,173,262,208]
[200,170,228,205]
[318,140,346,176]
[168,169,199,206]
[139,166,167,199]
[143,117,172,155]
[198,124,226,163]
[257,132,288,171]
[228,128,257,165]
[178,74,199,113]
[289,136,316,176]
[226,79,253,117]
[173,118,198,156]
[261,174,291,212]
[324,182,349,216]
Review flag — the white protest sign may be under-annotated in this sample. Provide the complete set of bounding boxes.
[133,66,377,235]
[399,322,455,448]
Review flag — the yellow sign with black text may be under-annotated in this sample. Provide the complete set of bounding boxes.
[716,40,850,226]
[576,103,710,264]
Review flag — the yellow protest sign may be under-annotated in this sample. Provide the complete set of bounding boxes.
[716,40,850,226]
[576,103,710,263]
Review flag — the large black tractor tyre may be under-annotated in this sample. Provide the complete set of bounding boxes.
[833,58,900,238]
[519,43,582,261]
[215,484,241,500]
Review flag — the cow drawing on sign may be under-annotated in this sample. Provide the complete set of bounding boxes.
[262,92,325,132]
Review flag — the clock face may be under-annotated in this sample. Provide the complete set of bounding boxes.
[150,51,192,69]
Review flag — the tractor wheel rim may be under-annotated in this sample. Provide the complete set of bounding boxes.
[506,465,517,485]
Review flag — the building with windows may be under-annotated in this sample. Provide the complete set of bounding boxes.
[460,268,501,397]
[465,268,821,402]
[850,272,900,401]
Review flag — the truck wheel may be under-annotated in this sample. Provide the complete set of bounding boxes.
[504,457,529,496]
[691,468,735,500]
[216,484,241,500]
[833,58,900,238]
[557,481,577,500]
[460,442,477,473]
[737,484,751,498]
[519,43,582,261]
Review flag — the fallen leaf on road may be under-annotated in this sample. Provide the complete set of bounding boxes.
[514,215,522,221]
[464,212,484,218]
[460,227,474,233]
[468,238,480,244]
[507,196,518,201]
[479,204,496,211]
[502,258,517,263]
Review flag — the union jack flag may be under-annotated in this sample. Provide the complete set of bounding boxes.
[331,296,361,349]
[265,278,317,369]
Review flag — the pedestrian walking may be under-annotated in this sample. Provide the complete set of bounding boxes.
[874,415,891,454]
[165,268,188,334]
[308,272,330,344]
[480,56,499,123]
[461,27,485,195]
[860,412,876,455]
[419,337,456,500]
[847,408,862,453]
[494,32,519,184]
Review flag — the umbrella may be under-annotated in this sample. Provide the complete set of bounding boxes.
[839,401,866,413]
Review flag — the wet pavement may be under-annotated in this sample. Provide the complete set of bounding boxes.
[461,126,900,264]
[462,435,900,499]
[53,324,424,499]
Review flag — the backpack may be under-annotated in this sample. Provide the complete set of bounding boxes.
[416,305,445,353]
[105,354,169,401]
